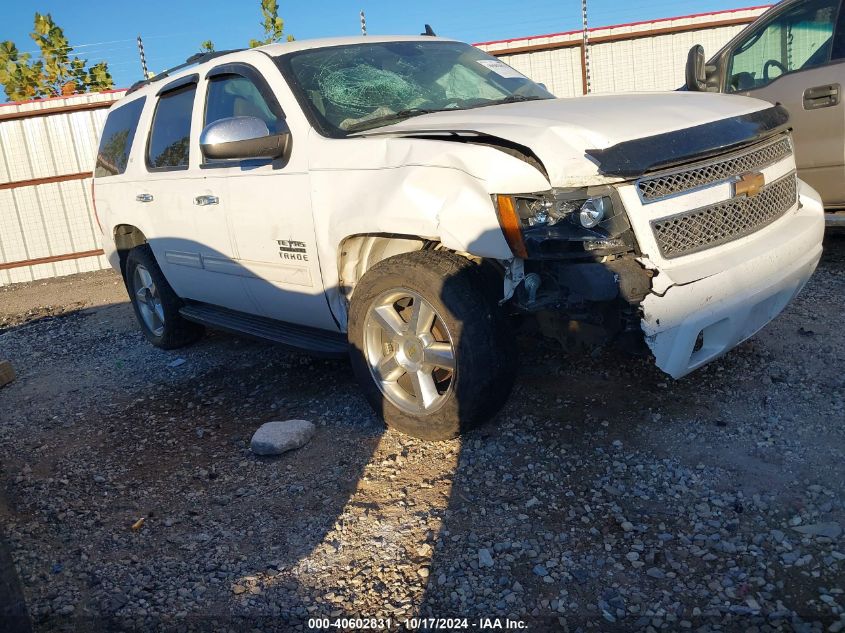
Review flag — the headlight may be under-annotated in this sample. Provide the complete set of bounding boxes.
[511,191,611,228]
[495,187,633,259]
[578,197,607,228]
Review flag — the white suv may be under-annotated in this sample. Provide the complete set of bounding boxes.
[93,36,824,440]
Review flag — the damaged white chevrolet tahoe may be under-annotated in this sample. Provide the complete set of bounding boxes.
[93,36,825,440]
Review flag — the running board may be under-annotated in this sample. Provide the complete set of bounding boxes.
[179,303,348,358]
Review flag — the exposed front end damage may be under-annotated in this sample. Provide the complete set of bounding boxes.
[325,90,823,379]
[504,179,824,377]
[507,254,653,354]
[501,125,825,379]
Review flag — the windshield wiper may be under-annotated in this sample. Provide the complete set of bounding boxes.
[468,95,547,109]
[345,108,443,133]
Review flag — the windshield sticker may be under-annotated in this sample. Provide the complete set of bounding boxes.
[475,59,526,79]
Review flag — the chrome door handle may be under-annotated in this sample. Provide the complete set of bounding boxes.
[136,193,154,203]
[194,195,219,206]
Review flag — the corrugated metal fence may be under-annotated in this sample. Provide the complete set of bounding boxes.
[475,6,770,97]
[0,90,125,286]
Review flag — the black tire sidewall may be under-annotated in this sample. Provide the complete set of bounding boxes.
[348,251,515,440]
[125,245,203,349]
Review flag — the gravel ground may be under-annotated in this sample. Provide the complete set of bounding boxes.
[0,235,843,632]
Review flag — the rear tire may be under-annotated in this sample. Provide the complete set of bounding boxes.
[348,250,516,440]
[125,245,204,349]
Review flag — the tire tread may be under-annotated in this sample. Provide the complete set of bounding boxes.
[348,250,516,440]
[125,245,204,350]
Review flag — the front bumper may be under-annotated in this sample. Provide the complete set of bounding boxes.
[641,182,824,378]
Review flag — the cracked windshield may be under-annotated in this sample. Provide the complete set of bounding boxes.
[283,41,554,134]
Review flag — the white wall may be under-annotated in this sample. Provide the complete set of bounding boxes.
[476,7,770,97]
[0,91,124,285]
[500,47,584,98]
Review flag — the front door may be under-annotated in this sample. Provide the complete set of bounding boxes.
[724,0,845,206]
[199,60,338,331]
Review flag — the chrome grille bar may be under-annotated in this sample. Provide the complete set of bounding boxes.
[651,173,798,259]
[637,135,793,203]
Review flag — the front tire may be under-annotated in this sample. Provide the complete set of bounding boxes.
[125,245,204,349]
[348,251,516,440]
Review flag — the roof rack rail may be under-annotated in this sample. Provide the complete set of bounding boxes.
[126,49,246,95]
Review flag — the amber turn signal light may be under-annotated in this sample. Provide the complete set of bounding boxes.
[495,195,528,259]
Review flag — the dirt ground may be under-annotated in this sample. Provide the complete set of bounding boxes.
[0,234,843,632]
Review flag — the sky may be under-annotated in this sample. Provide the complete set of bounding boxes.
[3,0,764,91]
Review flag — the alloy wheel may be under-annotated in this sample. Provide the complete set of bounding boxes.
[363,288,456,414]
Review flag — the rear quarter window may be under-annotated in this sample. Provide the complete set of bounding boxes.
[95,97,146,177]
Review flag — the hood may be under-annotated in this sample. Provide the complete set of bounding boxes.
[356,92,779,187]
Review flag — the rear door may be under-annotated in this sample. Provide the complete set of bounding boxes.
[141,76,251,310]
[724,0,845,206]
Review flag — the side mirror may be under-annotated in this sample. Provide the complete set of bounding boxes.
[200,116,291,161]
[685,44,707,91]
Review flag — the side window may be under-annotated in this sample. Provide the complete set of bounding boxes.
[204,74,280,133]
[833,0,845,60]
[95,97,145,177]
[727,0,840,92]
[147,84,196,169]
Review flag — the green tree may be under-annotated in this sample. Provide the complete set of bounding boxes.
[0,13,113,101]
[197,1,293,59]
[248,0,294,48]
[0,42,44,101]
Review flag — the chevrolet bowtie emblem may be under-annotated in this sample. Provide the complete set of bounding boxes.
[735,171,765,198]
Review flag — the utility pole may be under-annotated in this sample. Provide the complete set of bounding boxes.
[581,0,591,94]
[137,35,149,79]
[360,9,367,36]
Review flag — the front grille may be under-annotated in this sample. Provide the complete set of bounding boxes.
[651,173,798,259]
[637,136,793,202]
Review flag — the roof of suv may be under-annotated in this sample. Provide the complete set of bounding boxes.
[259,34,458,55]
[122,35,458,100]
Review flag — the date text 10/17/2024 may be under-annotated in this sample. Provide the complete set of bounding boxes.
[307,617,528,630]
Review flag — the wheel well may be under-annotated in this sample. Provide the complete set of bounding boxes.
[114,225,148,278]
[338,234,430,299]
[337,234,504,301]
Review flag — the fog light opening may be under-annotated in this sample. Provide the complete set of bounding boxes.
[693,330,705,353]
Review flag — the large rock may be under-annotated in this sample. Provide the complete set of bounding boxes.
[250,420,315,456]
[792,522,842,539]
[0,361,15,388]
[477,549,494,568]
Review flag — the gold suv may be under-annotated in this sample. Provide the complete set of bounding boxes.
[686,0,845,226]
